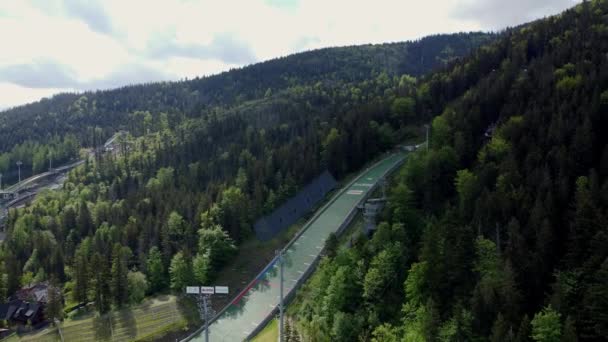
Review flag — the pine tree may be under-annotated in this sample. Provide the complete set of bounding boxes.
[146,247,165,293]
[76,200,93,237]
[0,262,7,301]
[170,252,192,292]
[50,248,66,283]
[531,306,561,342]
[324,233,339,258]
[582,259,608,339]
[193,253,210,285]
[45,278,64,322]
[567,176,601,267]
[561,316,577,342]
[491,314,509,342]
[73,246,89,304]
[422,297,441,342]
[92,253,111,313]
[111,244,130,306]
[516,315,532,342]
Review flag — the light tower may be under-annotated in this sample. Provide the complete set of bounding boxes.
[277,249,285,342]
[185,285,229,342]
[16,161,22,183]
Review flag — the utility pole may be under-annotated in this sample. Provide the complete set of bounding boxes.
[55,319,64,342]
[186,285,228,342]
[0,173,3,190]
[277,250,284,342]
[49,153,53,171]
[201,295,211,342]
[16,161,22,183]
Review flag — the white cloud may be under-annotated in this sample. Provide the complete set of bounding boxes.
[452,0,579,30]
[0,0,582,109]
[0,82,74,110]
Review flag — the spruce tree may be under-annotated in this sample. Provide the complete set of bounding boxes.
[146,247,165,293]
[92,253,111,313]
[111,244,130,306]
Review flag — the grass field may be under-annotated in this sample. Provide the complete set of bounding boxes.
[251,318,278,342]
[4,328,59,342]
[63,295,187,341]
[7,295,190,342]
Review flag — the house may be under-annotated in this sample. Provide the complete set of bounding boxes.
[0,299,44,325]
[12,301,43,324]
[0,301,18,321]
[14,282,51,304]
[0,328,11,339]
[0,282,54,326]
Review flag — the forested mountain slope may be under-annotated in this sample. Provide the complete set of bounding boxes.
[0,32,495,324]
[293,1,608,341]
[0,33,492,183]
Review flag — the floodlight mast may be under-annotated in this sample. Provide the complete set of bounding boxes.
[203,295,210,342]
[185,285,228,342]
[277,250,285,342]
[16,161,22,183]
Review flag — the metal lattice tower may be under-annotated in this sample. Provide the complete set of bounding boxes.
[198,294,214,342]
[185,285,227,342]
[277,249,285,342]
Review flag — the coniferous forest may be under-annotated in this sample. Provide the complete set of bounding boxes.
[1,0,608,341]
[0,33,492,322]
[293,1,608,341]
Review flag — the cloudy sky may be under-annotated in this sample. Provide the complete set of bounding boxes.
[0,0,579,110]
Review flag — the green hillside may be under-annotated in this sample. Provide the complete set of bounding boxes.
[0,32,494,340]
[291,1,608,341]
[0,33,492,183]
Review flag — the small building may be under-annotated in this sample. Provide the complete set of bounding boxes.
[15,283,51,304]
[0,328,11,339]
[362,198,387,236]
[12,301,43,325]
[0,282,54,326]
[0,300,44,325]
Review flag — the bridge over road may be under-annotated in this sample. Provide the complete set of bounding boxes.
[184,152,406,342]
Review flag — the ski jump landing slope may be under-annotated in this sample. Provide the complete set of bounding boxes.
[186,152,406,342]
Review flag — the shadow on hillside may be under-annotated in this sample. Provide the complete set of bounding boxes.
[118,309,137,339]
[177,296,201,328]
[92,314,112,341]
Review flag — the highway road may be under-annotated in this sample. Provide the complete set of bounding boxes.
[4,159,83,193]
[0,132,124,237]
[185,152,406,342]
